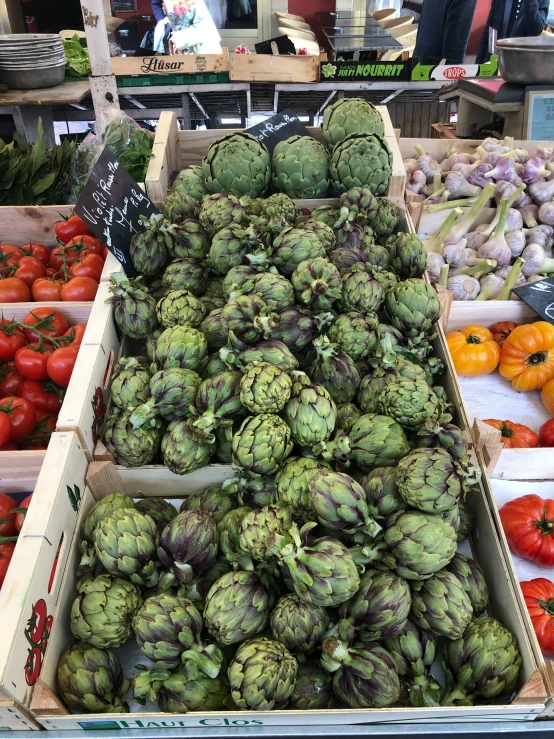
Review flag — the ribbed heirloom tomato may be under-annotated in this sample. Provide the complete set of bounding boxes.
[521,579,554,656]
[482,419,539,449]
[499,494,554,566]
[499,321,554,392]
[446,324,500,376]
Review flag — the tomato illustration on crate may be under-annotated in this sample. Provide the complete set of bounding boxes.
[91,385,105,444]
[23,598,53,686]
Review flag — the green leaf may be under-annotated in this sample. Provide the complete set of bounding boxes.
[32,171,57,195]
[28,119,45,179]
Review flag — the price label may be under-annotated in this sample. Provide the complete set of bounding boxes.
[513,276,554,324]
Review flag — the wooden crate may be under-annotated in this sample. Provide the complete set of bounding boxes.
[111,50,230,77]
[29,448,547,728]
[229,52,320,83]
[144,110,405,209]
[0,432,88,729]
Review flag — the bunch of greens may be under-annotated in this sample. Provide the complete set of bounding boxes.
[63,35,91,78]
[0,119,74,206]
[104,116,154,183]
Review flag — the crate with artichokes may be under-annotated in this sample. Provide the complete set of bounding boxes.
[49,170,527,718]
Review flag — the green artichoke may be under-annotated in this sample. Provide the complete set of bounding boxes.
[236,271,295,313]
[271,135,330,198]
[330,133,392,195]
[202,132,271,198]
[370,198,400,237]
[232,413,293,477]
[221,294,279,344]
[289,659,336,710]
[172,165,208,201]
[192,370,244,436]
[446,553,489,617]
[157,289,206,329]
[228,637,298,710]
[135,498,178,532]
[327,311,378,361]
[158,509,218,584]
[396,448,462,513]
[457,499,475,542]
[271,225,326,276]
[103,410,160,467]
[110,357,151,410]
[309,334,360,404]
[57,642,128,713]
[217,506,252,566]
[377,378,440,430]
[384,621,442,707]
[384,278,442,344]
[322,97,385,147]
[283,371,337,447]
[133,662,231,712]
[161,419,214,474]
[291,257,342,311]
[384,510,457,580]
[82,492,136,543]
[271,306,318,352]
[410,570,473,639]
[270,593,329,653]
[254,192,298,236]
[442,617,522,705]
[161,258,207,296]
[208,223,268,276]
[359,467,407,519]
[336,402,363,431]
[389,233,426,279]
[199,192,252,237]
[204,570,270,645]
[107,274,158,340]
[269,522,360,608]
[239,504,293,563]
[348,413,411,469]
[70,574,142,649]
[221,336,298,373]
[182,483,237,525]
[275,456,322,523]
[204,352,228,378]
[153,325,208,374]
[163,219,211,260]
[130,214,170,277]
[239,361,292,414]
[129,367,201,428]
[340,263,385,313]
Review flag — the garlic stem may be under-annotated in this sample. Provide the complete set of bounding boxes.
[450,259,496,277]
[421,208,464,254]
[442,183,496,244]
[433,172,442,191]
[426,197,478,213]
[496,257,525,299]
[438,264,449,287]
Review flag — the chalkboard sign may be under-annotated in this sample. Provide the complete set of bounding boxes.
[246,109,309,153]
[513,277,554,323]
[74,148,159,278]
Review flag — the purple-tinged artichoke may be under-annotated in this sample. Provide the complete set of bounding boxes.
[181,484,237,525]
[192,370,244,436]
[232,413,293,478]
[162,219,210,261]
[271,306,318,352]
[162,191,199,223]
[284,371,336,447]
[272,225,326,275]
[289,660,336,710]
[384,621,442,707]
[359,466,407,519]
[199,193,252,237]
[291,257,342,312]
[208,223,268,275]
[396,448,462,513]
[328,311,379,361]
[340,263,385,313]
[107,274,158,340]
[271,593,329,653]
[238,504,293,563]
[130,214,170,277]
[309,334,360,404]
[221,295,279,344]
[129,368,201,428]
[161,258,207,297]
[229,637,297,710]
[446,553,489,617]
[204,570,270,645]
[410,570,473,639]
[161,419,214,475]
[158,509,218,585]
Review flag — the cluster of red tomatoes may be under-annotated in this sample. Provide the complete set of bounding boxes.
[0,492,31,587]
[0,307,84,451]
[0,215,106,303]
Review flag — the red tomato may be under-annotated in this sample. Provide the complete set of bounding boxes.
[14,256,47,287]
[0,245,24,277]
[521,578,554,657]
[0,396,36,441]
[0,413,13,451]
[0,492,16,536]
[0,321,25,361]
[15,346,53,381]
[20,410,56,450]
[47,345,78,386]
[20,242,51,266]
[69,253,104,282]
[65,235,104,258]
[539,419,554,447]
[0,277,31,303]
[45,267,57,278]
[64,323,87,346]
[0,366,24,396]
[14,493,32,533]
[31,279,62,302]
[0,542,16,588]
[61,276,98,302]
[0,441,17,451]
[499,494,554,567]
[55,215,93,243]
[23,308,69,343]
[20,380,63,414]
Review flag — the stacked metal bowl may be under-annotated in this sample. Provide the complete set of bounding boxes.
[0,34,66,90]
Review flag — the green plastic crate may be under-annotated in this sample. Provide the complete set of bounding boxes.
[116,71,229,87]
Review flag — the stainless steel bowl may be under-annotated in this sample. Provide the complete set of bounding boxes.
[497,36,554,85]
[0,63,65,89]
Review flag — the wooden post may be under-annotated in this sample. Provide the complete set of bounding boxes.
[80,0,120,135]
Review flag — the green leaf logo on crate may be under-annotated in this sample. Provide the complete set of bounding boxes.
[91,386,106,444]
[321,63,337,79]
[23,599,53,686]
[67,484,82,512]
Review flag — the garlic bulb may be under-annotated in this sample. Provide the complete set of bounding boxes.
[524,224,554,247]
[495,181,528,208]
[415,145,441,183]
[404,158,418,174]
[443,239,468,268]
[477,199,513,267]
[485,157,520,185]
[506,208,523,232]
[522,157,550,184]
[476,273,504,300]
[519,203,539,228]
[447,274,480,300]
[444,171,482,198]
[406,169,427,194]
[521,243,554,276]
[465,231,488,250]
[505,230,526,258]
[426,252,445,284]
[468,163,493,188]
[538,201,554,227]
[529,178,554,205]
[495,265,526,286]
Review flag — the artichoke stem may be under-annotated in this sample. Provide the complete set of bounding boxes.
[129,402,158,429]
[181,648,221,679]
[441,686,472,706]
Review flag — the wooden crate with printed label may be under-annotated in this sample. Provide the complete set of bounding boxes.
[229,52,320,83]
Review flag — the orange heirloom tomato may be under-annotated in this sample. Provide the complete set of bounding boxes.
[543,378,554,417]
[446,324,500,376]
[499,321,554,392]
[482,419,539,449]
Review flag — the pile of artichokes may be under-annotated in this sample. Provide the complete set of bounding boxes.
[57,173,524,716]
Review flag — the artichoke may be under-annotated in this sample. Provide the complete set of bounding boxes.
[377,378,440,430]
[457,499,475,542]
[133,663,231,712]
[163,219,211,260]
[161,419,214,475]
[327,311,379,361]
[217,506,252,566]
[338,186,379,223]
[221,294,279,344]
[172,165,208,201]
[135,498,178,532]
[228,637,298,710]
[236,271,295,313]
[254,192,298,236]
[363,239,392,270]
[271,135,330,198]
[222,265,258,296]
[283,371,336,447]
[208,223,268,276]
[178,557,231,609]
[309,204,339,227]
[239,504,293,563]
[221,336,298,373]
[271,306,318,352]
[396,448,462,513]
[201,309,227,351]
[410,570,473,639]
[82,492,136,543]
[329,244,371,271]
[226,475,277,509]
[446,553,489,617]
[275,456,322,523]
[70,574,142,649]
[384,278,442,344]
[417,415,468,461]
[442,617,522,705]
[339,568,411,639]
[192,370,244,436]
[270,593,329,653]
[158,509,218,584]
[359,467,407,519]
[291,257,342,311]
[163,191,199,223]
[204,352,228,378]
[103,410,160,467]
[336,402,362,431]
[239,361,292,414]
[107,274,158,340]
[302,219,336,253]
[202,132,271,198]
[289,660,336,710]
[340,263,385,313]
[146,328,162,362]
[309,334,360,404]
[232,413,293,477]
[182,484,237,525]
[110,357,151,410]
[92,508,160,588]
[370,198,400,237]
[384,510,457,580]
[199,192,252,237]
[347,413,411,469]
[130,214,170,277]
[157,289,206,329]
[204,570,270,645]
[57,642,128,713]
[384,621,442,707]
[130,367,201,428]
[389,233,426,279]
[161,258,207,296]
[330,133,392,195]
[322,97,385,147]
[153,325,208,374]
[269,522,360,608]
[272,225,326,276]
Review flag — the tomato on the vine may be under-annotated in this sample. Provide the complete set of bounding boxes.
[20,409,56,450]
[65,235,104,258]
[20,242,51,266]
[14,493,32,533]
[15,256,47,287]
[15,346,53,382]
[0,321,25,361]
[20,380,63,415]
[0,365,24,396]
[0,541,16,587]
[23,308,69,343]
[69,254,104,282]
[64,323,87,346]
[31,279,62,302]
[0,277,31,303]
[55,215,93,243]
[0,396,36,441]
[0,245,23,277]
[47,345,78,386]
[61,276,98,302]
[0,413,13,451]
[0,492,16,536]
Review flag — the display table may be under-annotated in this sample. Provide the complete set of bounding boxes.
[0,79,90,146]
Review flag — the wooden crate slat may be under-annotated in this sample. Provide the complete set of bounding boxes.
[230,53,320,83]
